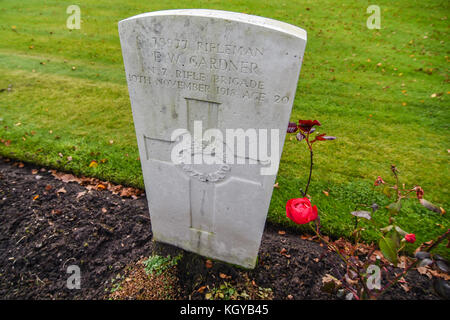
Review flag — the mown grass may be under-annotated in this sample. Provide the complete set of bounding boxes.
[0,0,448,256]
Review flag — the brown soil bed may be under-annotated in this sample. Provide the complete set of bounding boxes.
[0,159,442,300]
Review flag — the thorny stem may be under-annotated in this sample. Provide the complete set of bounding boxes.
[391,165,402,200]
[302,136,314,197]
[424,228,450,252]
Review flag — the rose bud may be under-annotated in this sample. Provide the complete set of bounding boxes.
[374,176,385,186]
[404,233,416,244]
[415,186,424,200]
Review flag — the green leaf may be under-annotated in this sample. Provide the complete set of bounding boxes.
[382,186,392,198]
[390,229,401,247]
[380,225,393,233]
[386,200,402,215]
[379,236,398,266]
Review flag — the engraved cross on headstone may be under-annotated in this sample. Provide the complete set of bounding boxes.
[145,97,225,235]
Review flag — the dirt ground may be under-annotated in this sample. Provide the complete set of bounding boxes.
[0,158,443,300]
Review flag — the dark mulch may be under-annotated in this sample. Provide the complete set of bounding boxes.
[0,159,442,300]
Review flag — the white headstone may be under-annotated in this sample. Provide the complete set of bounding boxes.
[119,9,306,268]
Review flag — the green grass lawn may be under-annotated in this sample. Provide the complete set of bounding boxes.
[0,0,448,256]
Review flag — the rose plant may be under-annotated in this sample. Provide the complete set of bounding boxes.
[285,119,449,300]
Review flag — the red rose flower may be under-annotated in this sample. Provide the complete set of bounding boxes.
[286,197,318,225]
[415,186,424,200]
[404,233,416,243]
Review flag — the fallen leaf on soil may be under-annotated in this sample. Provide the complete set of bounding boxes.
[76,191,86,199]
[400,283,410,292]
[101,208,107,214]
[344,273,358,285]
[45,185,52,191]
[321,274,342,293]
[31,169,38,175]
[56,187,66,194]
[89,161,98,168]
[219,273,228,279]
[205,260,213,269]
[417,266,432,279]
[369,250,386,262]
[50,169,143,198]
[278,231,286,235]
[51,209,62,215]
[120,187,136,197]
[300,234,315,241]
[428,268,450,281]
[197,286,207,293]
[50,171,80,183]
[97,184,106,190]
[397,256,413,269]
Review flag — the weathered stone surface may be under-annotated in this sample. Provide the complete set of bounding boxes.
[119,9,306,268]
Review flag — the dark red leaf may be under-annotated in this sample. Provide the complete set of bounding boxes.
[287,122,298,133]
[298,120,321,133]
